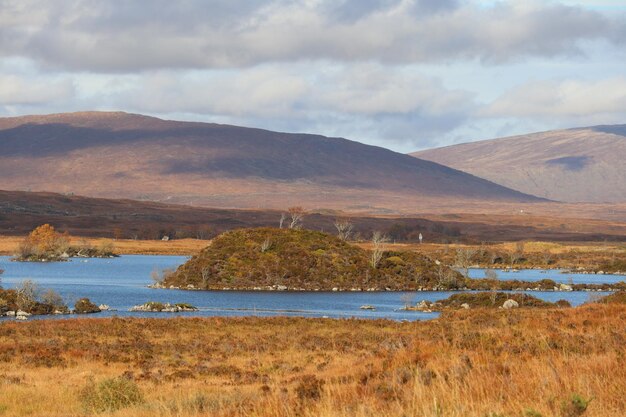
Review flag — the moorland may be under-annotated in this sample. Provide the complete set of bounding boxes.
[0,302,624,417]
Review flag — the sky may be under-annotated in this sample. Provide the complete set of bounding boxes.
[1,0,625,152]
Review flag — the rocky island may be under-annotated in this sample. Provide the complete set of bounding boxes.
[158,227,464,291]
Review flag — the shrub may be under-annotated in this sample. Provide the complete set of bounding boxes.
[74,298,101,314]
[561,394,591,417]
[79,377,143,413]
[295,374,324,401]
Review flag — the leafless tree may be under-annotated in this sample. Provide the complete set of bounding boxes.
[436,265,463,289]
[288,206,306,229]
[509,241,525,268]
[15,279,39,311]
[370,231,389,268]
[334,218,354,241]
[455,248,477,279]
[279,213,286,229]
[201,266,211,288]
[400,293,415,309]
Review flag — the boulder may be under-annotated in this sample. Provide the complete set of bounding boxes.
[502,299,519,309]
[460,303,470,309]
[74,298,101,314]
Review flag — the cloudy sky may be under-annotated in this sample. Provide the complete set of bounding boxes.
[1,0,625,152]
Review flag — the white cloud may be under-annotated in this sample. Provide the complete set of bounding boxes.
[0,74,74,105]
[483,77,626,124]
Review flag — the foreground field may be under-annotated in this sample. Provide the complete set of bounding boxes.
[1,305,625,416]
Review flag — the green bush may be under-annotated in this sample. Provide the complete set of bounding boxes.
[79,377,143,413]
[561,394,591,417]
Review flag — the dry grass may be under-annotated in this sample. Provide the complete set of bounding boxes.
[357,241,626,271]
[0,305,625,416]
[0,236,210,256]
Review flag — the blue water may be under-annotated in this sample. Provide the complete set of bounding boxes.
[0,256,617,321]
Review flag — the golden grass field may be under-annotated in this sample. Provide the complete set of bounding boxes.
[0,236,210,256]
[0,304,624,416]
[1,235,624,274]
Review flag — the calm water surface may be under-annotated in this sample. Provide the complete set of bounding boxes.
[0,256,618,321]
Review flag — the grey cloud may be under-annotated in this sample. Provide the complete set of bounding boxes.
[0,0,623,71]
[100,64,475,150]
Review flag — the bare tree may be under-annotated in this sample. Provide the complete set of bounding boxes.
[15,279,39,311]
[509,241,525,268]
[455,248,477,279]
[436,265,463,290]
[400,293,415,309]
[279,213,286,229]
[201,266,211,288]
[287,206,306,229]
[370,231,389,268]
[334,218,354,241]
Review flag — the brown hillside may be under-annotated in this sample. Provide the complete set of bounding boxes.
[0,111,539,211]
[1,190,625,243]
[412,126,626,203]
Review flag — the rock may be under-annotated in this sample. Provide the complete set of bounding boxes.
[74,298,101,314]
[16,310,31,317]
[559,283,573,291]
[130,302,198,312]
[5,311,16,317]
[332,287,338,292]
[460,303,470,309]
[502,299,519,309]
[15,315,28,320]
[98,304,110,311]
[276,285,288,291]
[360,305,376,310]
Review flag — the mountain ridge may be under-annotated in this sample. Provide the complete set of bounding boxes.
[412,125,626,203]
[0,111,541,210]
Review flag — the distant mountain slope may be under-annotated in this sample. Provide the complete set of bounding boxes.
[1,190,624,242]
[412,126,626,203]
[0,111,538,210]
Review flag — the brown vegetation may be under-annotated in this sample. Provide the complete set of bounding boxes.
[12,224,116,261]
[0,304,624,416]
[2,190,626,245]
[162,228,462,290]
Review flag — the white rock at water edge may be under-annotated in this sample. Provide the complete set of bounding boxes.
[502,299,519,309]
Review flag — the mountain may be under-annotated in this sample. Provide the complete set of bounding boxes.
[412,126,626,203]
[0,111,539,212]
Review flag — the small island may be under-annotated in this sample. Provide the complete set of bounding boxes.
[13,224,117,262]
[158,227,464,291]
[404,292,572,312]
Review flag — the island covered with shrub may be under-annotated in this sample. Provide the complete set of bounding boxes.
[159,227,465,291]
[13,224,117,262]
